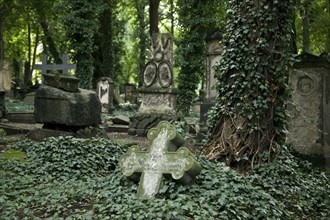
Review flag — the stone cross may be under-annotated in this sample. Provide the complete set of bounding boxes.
[119,121,201,198]
[33,54,76,75]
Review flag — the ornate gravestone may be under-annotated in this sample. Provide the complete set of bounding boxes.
[96,77,114,113]
[288,52,330,176]
[129,33,178,136]
[120,121,201,198]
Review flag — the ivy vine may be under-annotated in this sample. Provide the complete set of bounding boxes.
[203,0,296,167]
[175,0,225,116]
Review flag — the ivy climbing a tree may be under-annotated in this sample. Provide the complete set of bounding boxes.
[202,0,295,168]
[59,0,103,89]
[176,0,225,116]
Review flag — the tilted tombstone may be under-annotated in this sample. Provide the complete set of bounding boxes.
[120,121,201,198]
[288,52,330,175]
[96,77,114,113]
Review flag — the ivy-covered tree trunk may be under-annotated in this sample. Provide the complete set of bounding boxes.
[61,0,102,89]
[202,0,295,168]
[176,0,225,116]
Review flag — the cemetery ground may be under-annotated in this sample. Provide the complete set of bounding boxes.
[0,99,330,219]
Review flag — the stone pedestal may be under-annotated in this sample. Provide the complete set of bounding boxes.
[288,52,330,176]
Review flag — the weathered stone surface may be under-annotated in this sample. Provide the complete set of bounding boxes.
[112,115,130,125]
[288,53,330,155]
[120,121,201,198]
[43,73,79,92]
[97,77,113,113]
[128,113,176,136]
[35,85,101,126]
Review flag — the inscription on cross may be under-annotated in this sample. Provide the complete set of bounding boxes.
[119,121,201,198]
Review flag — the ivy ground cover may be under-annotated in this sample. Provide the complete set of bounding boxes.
[0,136,329,219]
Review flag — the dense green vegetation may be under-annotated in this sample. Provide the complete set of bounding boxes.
[0,137,329,219]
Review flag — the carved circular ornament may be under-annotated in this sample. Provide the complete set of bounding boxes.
[297,76,314,96]
[158,61,172,88]
[143,62,157,87]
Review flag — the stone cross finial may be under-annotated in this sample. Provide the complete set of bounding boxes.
[119,121,201,198]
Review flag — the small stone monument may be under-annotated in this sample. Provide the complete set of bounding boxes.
[288,52,330,175]
[129,33,178,136]
[96,77,114,113]
[205,29,222,103]
[120,121,201,198]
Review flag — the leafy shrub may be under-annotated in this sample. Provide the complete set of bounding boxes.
[11,136,125,180]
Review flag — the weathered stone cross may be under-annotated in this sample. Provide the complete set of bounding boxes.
[119,121,201,198]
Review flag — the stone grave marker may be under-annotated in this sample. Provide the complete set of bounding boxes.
[288,52,330,176]
[120,121,201,198]
[96,77,114,113]
[129,33,178,136]
[33,54,76,76]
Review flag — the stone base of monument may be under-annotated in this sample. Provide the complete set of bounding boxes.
[128,113,177,136]
[35,85,101,128]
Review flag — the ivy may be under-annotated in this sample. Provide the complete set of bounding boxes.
[57,0,104,89]
[204,0,296,166]
[175,0,225,116]
[0,138,329,219]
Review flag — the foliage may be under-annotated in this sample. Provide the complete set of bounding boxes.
[0,128,6,139]
[204,0,296,167]
[250,146,330,219]
[5,98,34,113]
[295,0,330,53]
[9,136,125,180]
[1,136,329,219]
[58,0,103,89]
[175,0,226,116]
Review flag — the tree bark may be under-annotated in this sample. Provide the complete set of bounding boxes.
[149,0,160,36]
[301,0,311,53]
[40,20,61,64]
[135,0,147,87]
[100,0,113,78]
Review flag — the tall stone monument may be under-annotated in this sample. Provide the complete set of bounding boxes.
[287,52,330,175]
[129,33,177,136]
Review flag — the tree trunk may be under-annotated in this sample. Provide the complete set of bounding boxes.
[149,0,160,36]
[170,0,174,35]
[40,20,61,64]
[0,14,4,63]
[135,0,147,87]
[301,0,311,53]
[100,0,113,78]
[202,0,295,168]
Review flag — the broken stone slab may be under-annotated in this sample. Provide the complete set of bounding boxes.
[35,85,101,127]
[43,73,79,93]
[112,115,130,125]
